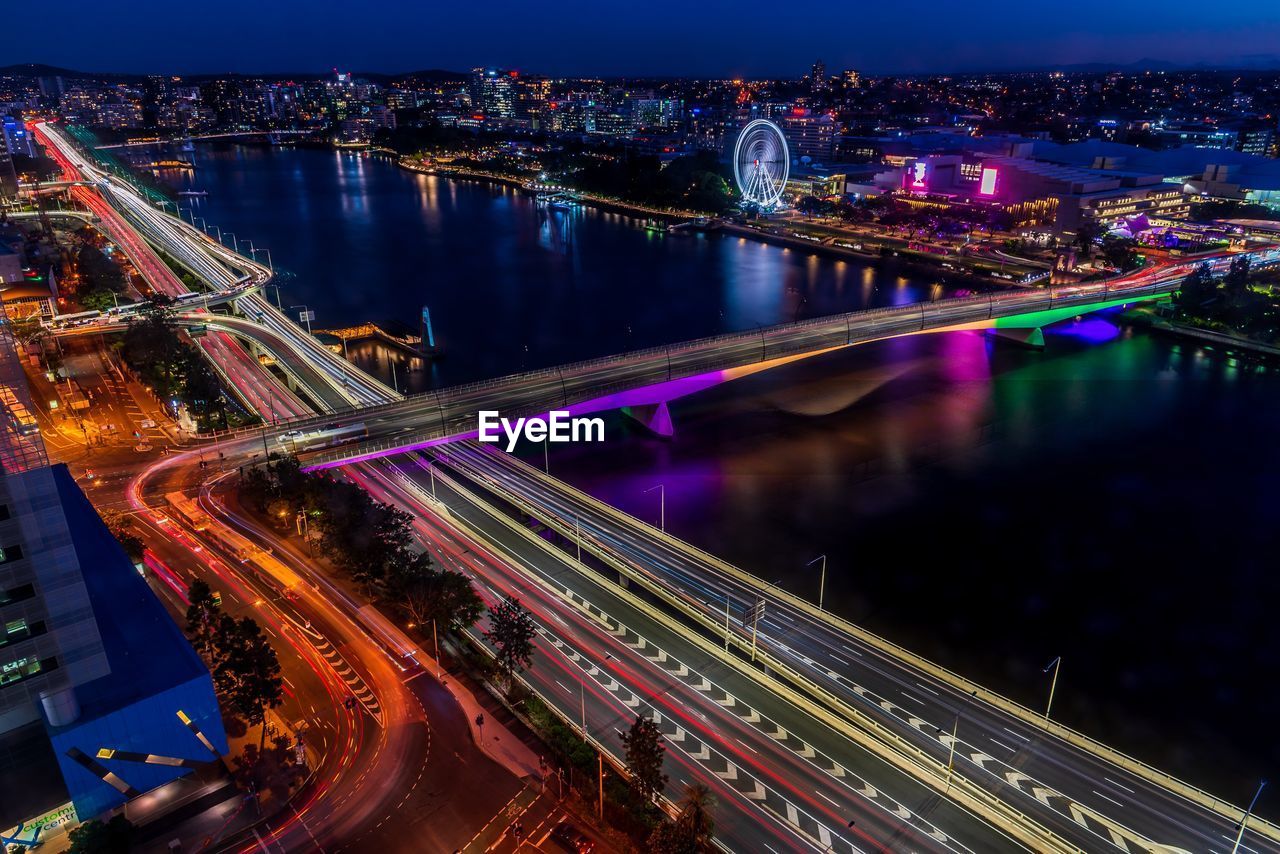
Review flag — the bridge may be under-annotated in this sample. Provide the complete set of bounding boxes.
[93,130,313,149]
[295,247,1275,470]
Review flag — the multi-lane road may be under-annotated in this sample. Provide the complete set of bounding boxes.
[32,121,400,416]
[420,441,1280,853]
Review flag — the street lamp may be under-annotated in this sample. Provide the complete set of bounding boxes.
[1231,780,1268,854]
[806,554,827,611]
[208,224,221,242]
[194,216,206,231]
[225,232,238,253]
[1042,656,1062,721]
[642,484,665,532]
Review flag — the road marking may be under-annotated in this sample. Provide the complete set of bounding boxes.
[914,682,940,696]
[1222,836,1258,854]
[815,789,841,808]
[988,738,1016,753]
[1092,790,1125,809]
[1003,727,1030,741]
[1104,776,1135,794]
[899,692,927,707]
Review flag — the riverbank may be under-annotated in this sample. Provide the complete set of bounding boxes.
[709,220,1027,290]
[397,158,1014,290]
[1124,306,1280,358]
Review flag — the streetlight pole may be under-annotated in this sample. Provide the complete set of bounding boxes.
[1043,656,1062,721]
[643,484,664,532]
[210,225,221,242]
[944,713,959,791]
[724,592,731,650]
[432,618,442,679]
[226,232,238,253]
[288,305,312,335]
[1230,780,1267,854]
[807,554,827,611]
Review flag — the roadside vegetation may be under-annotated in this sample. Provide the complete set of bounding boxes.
[115,296,228,430]
[238,457,486,633]
[1174,256,1280,341]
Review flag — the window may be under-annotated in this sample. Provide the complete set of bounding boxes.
[0,583,35,606]
[0,655,52,687]
[0,544,23,565]
[0,505,9,521]
[0,619,42,648]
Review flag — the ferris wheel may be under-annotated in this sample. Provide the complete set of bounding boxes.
[733,119,790,210]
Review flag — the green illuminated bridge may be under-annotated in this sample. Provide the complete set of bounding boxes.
[290,248,1280,470]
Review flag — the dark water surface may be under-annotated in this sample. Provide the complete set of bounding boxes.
[170,144,946,391]
[168,145,1278,813]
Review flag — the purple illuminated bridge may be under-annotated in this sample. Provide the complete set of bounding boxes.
[296,250,1270,471]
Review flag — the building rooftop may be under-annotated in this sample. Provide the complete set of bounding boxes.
[48,464,207,726]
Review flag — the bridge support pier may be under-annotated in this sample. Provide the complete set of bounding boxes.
[622,401,675,438]
[987,326,1045,349]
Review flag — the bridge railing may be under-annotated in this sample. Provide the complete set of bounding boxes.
[220,248,1280,453]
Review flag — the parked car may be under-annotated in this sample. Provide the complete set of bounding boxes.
[550,821,594,853]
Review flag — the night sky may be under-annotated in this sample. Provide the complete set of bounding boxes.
[10,0,1280,77]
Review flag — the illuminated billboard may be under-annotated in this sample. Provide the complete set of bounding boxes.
[910,161,927,188]
[978,166,998,196]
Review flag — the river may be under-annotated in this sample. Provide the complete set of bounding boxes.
[161,143,1279,814]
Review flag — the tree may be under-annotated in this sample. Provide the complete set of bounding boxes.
[104,512,144,564]
[67,816,134,854]
[184,579,222,662]
[1175,262,1217,312]
[622,714,667,804]
[647,782,716,853]
[485,597,536,684]
[1223,254,1252,295]
[1099,235,1140,272]
[387,551,485,635]
[233,733,306,802]
[1074,220,1106,257]
[215,616,284,749]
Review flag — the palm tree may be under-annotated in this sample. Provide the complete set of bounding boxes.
[676,782,715,850]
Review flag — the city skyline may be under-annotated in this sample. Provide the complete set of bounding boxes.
[6,0,1280,77]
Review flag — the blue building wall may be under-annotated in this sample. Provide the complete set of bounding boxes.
[42,467,229,821]
[48,674,227,820]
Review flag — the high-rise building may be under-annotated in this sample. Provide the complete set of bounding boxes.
[780,109,837,162]
[842,69,862,91]
[810,59,828,93]
[2,117,34,160]
[470,68,516,120]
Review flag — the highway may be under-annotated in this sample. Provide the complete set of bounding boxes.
[349,458,1026,853]
[420,440,1280,853]
[32,121,401,414]
[30,122,313,421]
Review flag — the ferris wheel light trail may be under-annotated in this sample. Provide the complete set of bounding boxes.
[733,119,790,210]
